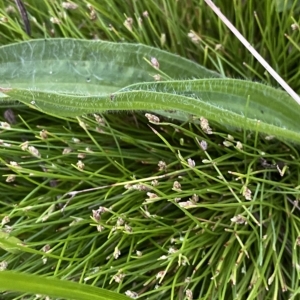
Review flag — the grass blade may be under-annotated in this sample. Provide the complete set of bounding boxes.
[0,271,129,300]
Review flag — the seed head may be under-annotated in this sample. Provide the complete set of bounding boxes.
[200,117,213,134]
[150,57,160,69]
[62,1,78,10]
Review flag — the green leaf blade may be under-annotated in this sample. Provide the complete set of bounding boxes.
[0,38,220,96]
[0,271,130,300]
[0,38,299,143]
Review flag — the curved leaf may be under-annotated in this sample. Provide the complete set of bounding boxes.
[2,78,300,143]
[0,38,219,96]
[0,271,129,300]
[0,38,299,143]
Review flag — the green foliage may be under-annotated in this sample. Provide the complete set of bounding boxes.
[275,0,300,12]
[0,1,299,300]
[0,38,299,143]
[0,271,130,299]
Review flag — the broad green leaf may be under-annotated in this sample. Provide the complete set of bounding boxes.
[0,38,219,97]
[3,78,300,143]
[0,38,299,143]
[0,271,130,300]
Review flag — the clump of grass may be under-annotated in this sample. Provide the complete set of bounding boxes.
[1,109,300,299]
[0,0,300,299]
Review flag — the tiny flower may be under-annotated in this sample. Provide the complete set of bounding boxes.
[78,120,87,130]
[150,57,160,69]
[21,141,29,151]
[168,247,177,254]
[5,5,16,14]
[0,122,11,129]
[113,247,121,259]
[236,141,243,150]
[265,135,275,141]
[145,113,160,123]
[158,255,168,260]
[39,129,48,139]
[151,179,159,186]
[125,290,138,299]
[173,181,181,191]
[186,289,193,300]
[223,140,233,147]
[158,160,167,171]
[97,225,105,232]
[242,185,252,200]
[125,223,132,233]
[124,183,132,190]
[92,210,101,222]
[50,17,61,24]
[156,270,166,280]
[142,11,149,18]
[77,153,86,159]
[72,137,80,143]
[199,140,207,151]
[131,183,151,191]
[188,30,201,44]
[93,114,105,125]
[117,217,125,226]
[28,146,41,158]
[69,217,83,226]
[178,201,197,209]
[76,160,85,170]
[191,194,199,203]
[112,272,125,283]
[124,17,133,31]
[146,192,158,199]
[62,147,72,155]
[92,206,107,222]
[187,158,195,168]
[9,162,20,169]
[136,250,142,257]
[231,215,247,224]
[62,1,78,10]
[87,4,97,20]
[6,174,16,183]
[138,16,142,26]
[3,226,12,233]
[1,216,10,225]
[0,261,8,271]
[215,44,223,51]
[200,117,213,134]
[0,17,8,23]
[202,159,210,164]
[42,244,51,252]
[153,74,161,81]
[185,277,191,283]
